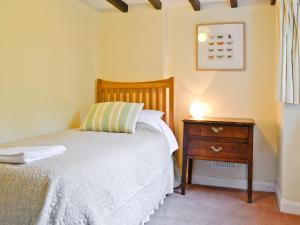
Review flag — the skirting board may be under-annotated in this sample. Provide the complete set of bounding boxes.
[275,186,300,216]
[192,175,276,192]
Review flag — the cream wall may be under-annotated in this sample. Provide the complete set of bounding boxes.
[99,3,277,185]
[99,5,165,82]
[169,4,277,184]
[275,1,300,211]
[276,103,300,214]
[280,105,300,202]
[0,0,100,143]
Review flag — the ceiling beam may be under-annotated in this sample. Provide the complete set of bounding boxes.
[148,0,162,9]
[271,0,276,5]
[106,0,128,12]
[230,0,238,8]
[188,0,200,11]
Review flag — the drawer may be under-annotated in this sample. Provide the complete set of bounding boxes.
[188,124,249,139]
[187,140,248,161]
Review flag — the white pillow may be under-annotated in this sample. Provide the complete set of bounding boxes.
[157,119,179,155]
[138,110,164,123]
[138,110,178,155]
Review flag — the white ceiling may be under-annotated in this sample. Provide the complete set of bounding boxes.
[82,0,270,11]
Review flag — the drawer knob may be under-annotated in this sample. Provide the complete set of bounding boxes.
[211,126,223,133]
[211,146,223,152]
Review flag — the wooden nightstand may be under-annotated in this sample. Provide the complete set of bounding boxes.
[181,117,255,203]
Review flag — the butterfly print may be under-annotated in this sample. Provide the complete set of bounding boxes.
[217,54,224,59]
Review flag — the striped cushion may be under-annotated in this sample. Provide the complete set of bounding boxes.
[79,102,144,134]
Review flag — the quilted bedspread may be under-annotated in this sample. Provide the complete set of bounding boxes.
[0,124,172,225]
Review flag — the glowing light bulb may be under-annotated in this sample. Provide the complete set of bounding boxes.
[198,32,207,42]
[190,102,209,119]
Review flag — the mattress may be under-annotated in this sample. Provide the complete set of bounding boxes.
[0,123,173,225]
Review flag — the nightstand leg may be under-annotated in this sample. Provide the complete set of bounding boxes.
[187,159,193,184]
[181,157,187,195]
[247,162,253,203]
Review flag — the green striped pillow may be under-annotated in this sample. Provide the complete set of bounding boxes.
[79,102,144,134]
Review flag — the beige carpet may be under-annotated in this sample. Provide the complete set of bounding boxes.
[147,185,300,225]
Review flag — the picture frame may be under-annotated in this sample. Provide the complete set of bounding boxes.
[196,22,245,70]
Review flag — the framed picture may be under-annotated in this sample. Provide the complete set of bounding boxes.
[196,22,245,70]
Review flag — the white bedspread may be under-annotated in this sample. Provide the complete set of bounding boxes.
[0,124,172,225]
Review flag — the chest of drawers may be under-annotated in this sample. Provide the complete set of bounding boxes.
[181,117,255,203]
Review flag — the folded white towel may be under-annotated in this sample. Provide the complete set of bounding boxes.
[0,145,66,164]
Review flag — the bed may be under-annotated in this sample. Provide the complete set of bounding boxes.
[0,77,176,225]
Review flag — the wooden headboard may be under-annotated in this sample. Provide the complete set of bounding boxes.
[96,77,174,132]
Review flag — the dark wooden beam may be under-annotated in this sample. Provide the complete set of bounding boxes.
[148,0,162,9]
[106,0,128,12]
[271,0,276,5]
[188,0,200,11]
[230,0,238,8]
